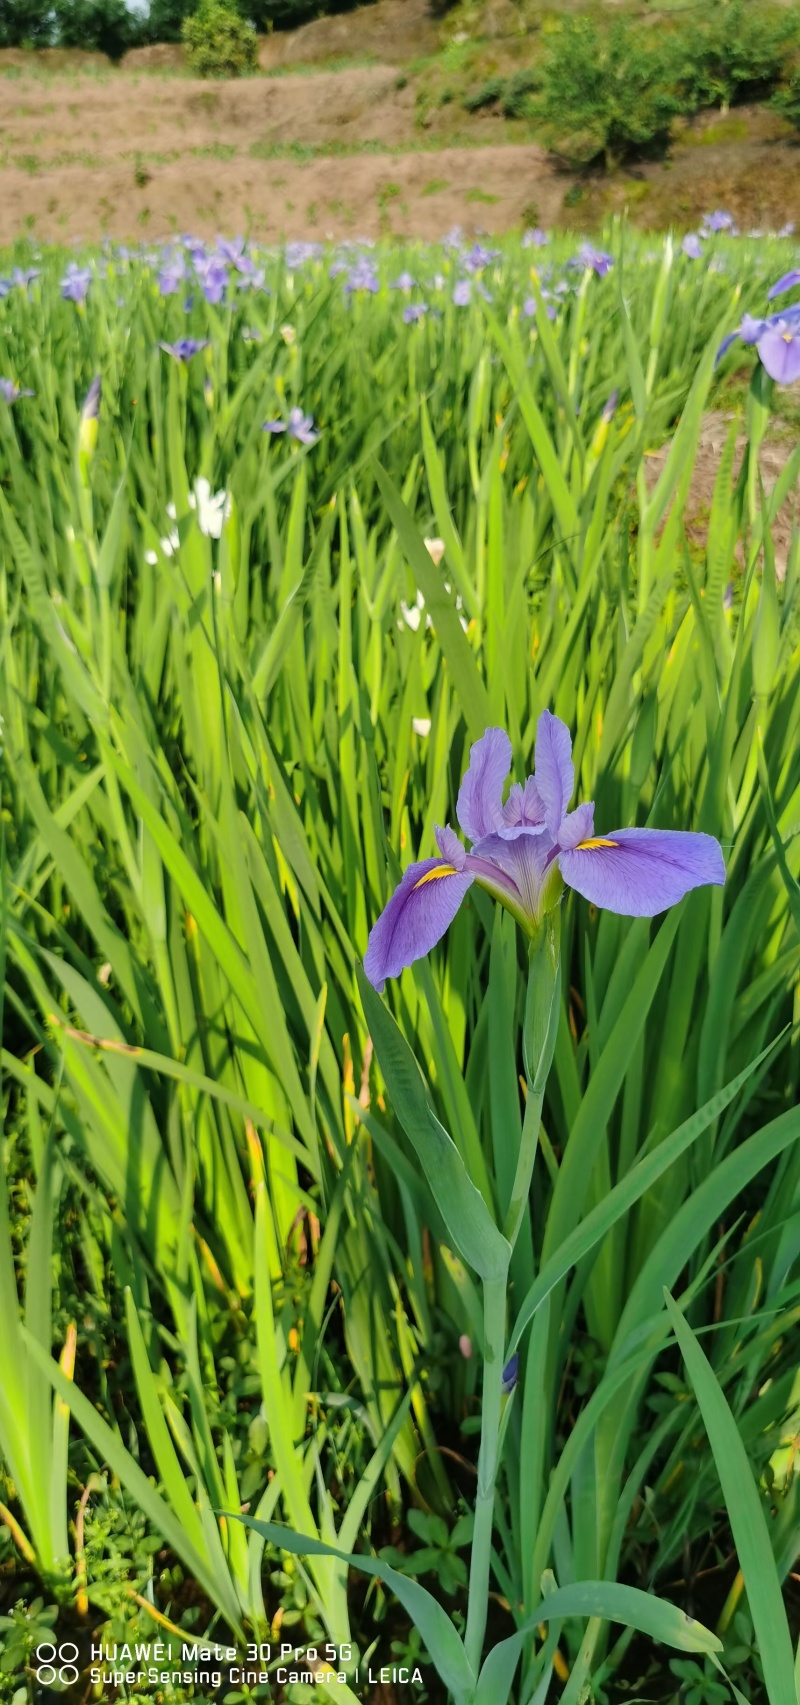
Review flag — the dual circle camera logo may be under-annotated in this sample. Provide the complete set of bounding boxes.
[34,1643,80,1687]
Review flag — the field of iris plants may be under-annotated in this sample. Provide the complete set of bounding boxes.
[1,218,800,1705]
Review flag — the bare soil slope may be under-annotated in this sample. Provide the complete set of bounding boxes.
[1,0,799,245]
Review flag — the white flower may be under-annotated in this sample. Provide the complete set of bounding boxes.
[412,717,431,737]
[189,476,232,539]
[424,537,445,566]
[400,590,433,632]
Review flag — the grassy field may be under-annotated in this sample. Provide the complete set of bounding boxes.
[1,225,800,1703]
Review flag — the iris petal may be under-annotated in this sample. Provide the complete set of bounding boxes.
[534,710,575,836]
[363,858,474,991]
[558,828,725,916]
[456,727,512,842]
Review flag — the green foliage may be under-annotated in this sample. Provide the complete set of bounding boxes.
[531,17,682,168]
[182,0,257,77]
[672,0,800,113]
[463,67,538,118]
[0,0,53,47]
[2,226,800,1704]
[144,0,197,44]
[772,64,800,129]
[53,0,138,58]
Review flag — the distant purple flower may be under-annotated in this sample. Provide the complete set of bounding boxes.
[158,256,186,296]
[363,713,725,991]
[682,234,703,260]
[286,240,322,269]
[576,244,613,277]
[778,222,795,238]
[403,303,428,324]
[11,266,40,289]
[392,271,416,292]
[463,242,498,274]
[768,269,800,301]
[702,210,734,234]
[216,236,245,264]
[262,406,320,445]
[523,227,549,248]
[0,378,34,403]
[194,256,228,305]
[159,338,209,361]
[443,226,464,250]
[0,279,11,299]
[523,294,556,321]
[453,280,471,307]
[61,263,93,303]
[344,258,379,295]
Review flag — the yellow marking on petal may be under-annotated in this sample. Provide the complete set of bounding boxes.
[575,837,619,851]
[413,864,458,889]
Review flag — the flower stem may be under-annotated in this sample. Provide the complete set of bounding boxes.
[464,1272,508,1675]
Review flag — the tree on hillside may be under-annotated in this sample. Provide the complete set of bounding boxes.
[0,0,53,46]
[53,0,138,56]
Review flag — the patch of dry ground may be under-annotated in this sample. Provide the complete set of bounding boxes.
[644,407,800,580]
[1,0,800,245]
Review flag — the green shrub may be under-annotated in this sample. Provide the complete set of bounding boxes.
[0,0,53,46]
[531,17,681,169]
[772,65,800,129]
[182,0,257,77]
[463,74,506,112]
[501,66,538,117]
[672,0,799,112]
[146,0,197,42]
[54,0,140,57]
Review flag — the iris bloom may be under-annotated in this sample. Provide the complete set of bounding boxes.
[716,305,800,385]
[159,338,209,362]
[262,407,320,445]
[576,244,613,277]
[403,303,428,324]
[0,378,34,403]
[61,263,93,303]
[364,714,725,991]
[682,234,703,260]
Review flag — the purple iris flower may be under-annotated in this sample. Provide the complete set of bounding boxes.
[11,266,40,289]
[682,234,703,260]
[403,303,428,324]
[344,258,379,295]
[0,280,11,299]
[363,714,725,991]
[702,210,734,234]
[159,338,209,361]
[158,256,186,296]
[463,242,498,274]
[453,280,471,307]
[61,263,93,303]
[194,256,228,305]
[286,240,322,269]
[768,269,800,301]
[0,378,34,402]
[522,228,549,248]
[716,305,800,384]
[575,244,613,277]
[523,294,557,321]
[262,406,320,445]
[392,271,416,292]
[215,236,245,263]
